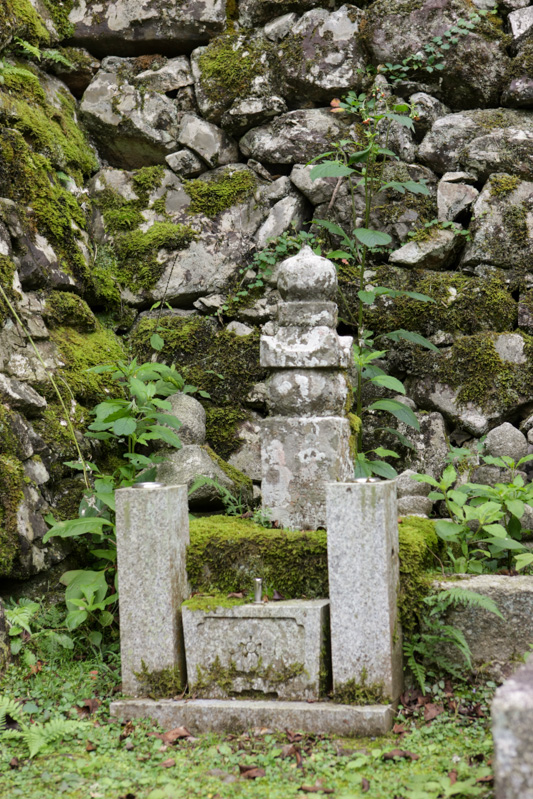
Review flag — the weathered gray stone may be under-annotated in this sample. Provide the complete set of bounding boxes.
[278,6,365,103]
[166,393,206,446]
[262,417,353,529]
[240,109,349,165]
[0,374,46,416]
[494,333,528,365]
[327,480,403,701]
[254,194,308,250]
[264,12,299,41]
[221,95,288,136]
[410,92,451,140]
[437,575,533,676]
[493,656,533,799]
[485,423,528,461]
[419,111,533,180]
[182,599,329,700]
[461,176,533,270]
[178,113,238,168]
[227,416,262,481]
[277,301,337,328]
[389,227,463,270]
[133,56,193,92]
[110,697,395,736]
[277,247,337,301]
[157,444,251,509]
[396,469,431,498]
[437,180,479,222]
[46,47,100,98]
[290,164,338,205]
[226,321,254,336]
[362,0,509,108]
[165,148,206,177]
[408,379,490,436]
[261,327,352,369]
[397,495,433,516]
[509,6,533,43]
[80,60,183,168]
[68,0,226,58]
[267,370,349,417]
[115,485,189,696]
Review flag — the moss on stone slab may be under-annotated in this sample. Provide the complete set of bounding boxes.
[363,269,516,338]
[489,174,521,197]
[0,0,50,46]
[43,291,97,332]
[185,169,256,217]
[0,455,24,578]
[182,594,248,611]
[191,654,306,698]
[134,660,183,699]
[0,255,21,328]
[331,668,387,705]
[197,33,272,107]
[187,515,438,615]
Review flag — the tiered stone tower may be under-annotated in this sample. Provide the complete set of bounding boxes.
[260,247,354,530]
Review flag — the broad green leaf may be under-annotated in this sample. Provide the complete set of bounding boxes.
[99,610,114,627]
[327,250,353,260]
[353,228,392,247]
[373,447,400,459]
[153,412,183,431]
[386,112,414,129]
[89,630,102,646]
[368,398,420,430]
[310,162,354,180]
[112,417,137,437]
[435,520,463,541]
[348,146,372,164]
[369,459,398,479]
[150,332,165,351]
[515,553,533,571]
[483,523,509,538]
[385,328,440,352]
[441,463,457,489]
[505,499,525,519]
[144,425,182,447]
[94,492,116,511]
[43,517,110,543]
[66,609,88,630]
[312,218,351,243]
[358,290,377,304]
[354,454,373,478]
[411,474,439,487]
[370,374,406,393]
[381,427,416,450]
[90,548,117,562]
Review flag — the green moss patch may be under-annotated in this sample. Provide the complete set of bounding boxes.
[0,455,24,578]
[185,169,256,216]
[187,515,438,614]
[0,0,50,46]
[0,255,21,328]
[43,292,97,332]
[197,33,272,108]
[47,324,125,405]
[205,407,249,461]
[113,221,197,291]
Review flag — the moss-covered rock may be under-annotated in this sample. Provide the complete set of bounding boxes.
[0,455,24,578]
[185,168,256,216]
[43,291,97,331]
[0,255,21,328]
[186,515,439,626]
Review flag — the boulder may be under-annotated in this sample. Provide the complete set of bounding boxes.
[0,374,46,416]
[389,227,464,270]
[177,113,238,168]
[460,175,533,271]
[277,5,365,103]
[437,180,479,222]
[165,149,206,178]
[68,0,226,58]
[133,56,193,92]
[239,0,316,27]
[419,109,533,180]
[508,6,533,44]
[239,108,350,164]
[166,393,206,446]
[485,422,528,461]
[502,41,533,109]
[45,48,100,98]
[227,415,262,482]
[157,444,252,509]
[410,92,451,140]
[220,95,288,137]
[361,0,509,108]
[80,57,184,168]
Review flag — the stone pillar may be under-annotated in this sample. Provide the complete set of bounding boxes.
[115,483,190,696]
[260,246,353,530]
[326,480,403,701]
[493,657,533,799]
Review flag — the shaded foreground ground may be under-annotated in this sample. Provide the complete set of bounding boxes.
[0,658,495,799]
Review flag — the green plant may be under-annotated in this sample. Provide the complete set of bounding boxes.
[0,696,81,758]
[413,460,533,573]
[407,218,472,243]
[310,90,438,477]
[404,587,503,692]
[4,598,74,662]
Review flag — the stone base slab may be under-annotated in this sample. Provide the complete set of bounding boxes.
[110,698,395,737]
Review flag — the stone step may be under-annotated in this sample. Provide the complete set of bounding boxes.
[110,698,394,737]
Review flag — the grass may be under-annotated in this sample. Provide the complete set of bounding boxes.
[0,653,496,799]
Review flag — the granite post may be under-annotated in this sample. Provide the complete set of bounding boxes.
[493,656,533,799]
[326,479,403,701]
[260,246,353,530]
[115,483,190,695]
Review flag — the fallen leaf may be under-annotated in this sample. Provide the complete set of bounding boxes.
[227,592,244,599]
[448,769,458,785]
[262,594,269,602]
[362,778,370,793]
[392,723,406,736]
[330,98,342,108]
[281,744,297,758]
[300,782,334,794]
[273,590,286,601]
[157,726,192,743]
[286,730,304,743]
[77,698,101,718]
[9,757,20,769]
[86,740,97,752]
[119,720,135,741]
[382,749,419,761]
[159,758,176,768]
[424,703,444,723]
[239,765,266,779]
[125,741,135,751]
[476,774,494,784]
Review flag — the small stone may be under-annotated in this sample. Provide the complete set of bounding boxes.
[389,228,463,270]
[494,333,527,364]
[410,92,451,140]
[178,114,238,168]
[0,374,47,416]
[397,495,433,517]
[134,57,193,93]
[508,6,533,42]
[226,321,253,336]
[395,469,431,498]
[165,149,206,178]
[221,96,288,136]
[437,181,478,222]
[485,423,528,461]
[290,164,338,205]
[441,171,478,184]
[264,13,299,41]
[24,459,49,485]
[277,247,337,302]
[254,195,308,249]
[166,393,206,446]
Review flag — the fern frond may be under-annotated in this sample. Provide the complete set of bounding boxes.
[438,587,503,619]
[0,696,25,730]
[22,718,80,758]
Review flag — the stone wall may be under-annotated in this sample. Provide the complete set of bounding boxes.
[2,0,533,583]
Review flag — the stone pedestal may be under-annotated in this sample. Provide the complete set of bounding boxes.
[260,247,353,530]
[493,657,533,799]
[326,480,403,701]
[182,599,329,700]
[115,484,190,696]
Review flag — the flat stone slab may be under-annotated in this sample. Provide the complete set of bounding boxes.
[110,698,395,737]
[492,656,533,798]
[182,599,329,700]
